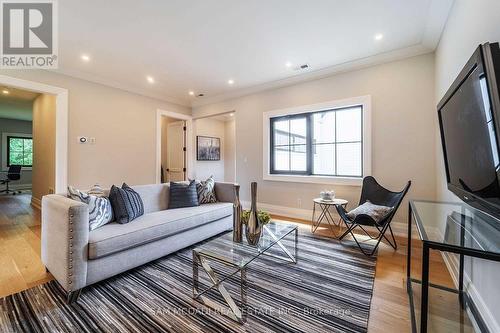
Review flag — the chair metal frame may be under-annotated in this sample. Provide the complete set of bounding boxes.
[335,176,411,256]
[0,165,22,195]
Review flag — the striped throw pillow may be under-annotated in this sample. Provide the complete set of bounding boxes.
[168,180,199,209]
[196,176,217,204]
[67,186,113,231]
[109,183,144,224]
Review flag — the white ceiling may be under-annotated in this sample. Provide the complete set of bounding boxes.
[0,87,38,121]
[57,0,454,107]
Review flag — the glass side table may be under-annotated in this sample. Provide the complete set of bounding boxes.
[407,200,500,333]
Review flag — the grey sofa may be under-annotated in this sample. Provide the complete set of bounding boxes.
[41,182,239,303]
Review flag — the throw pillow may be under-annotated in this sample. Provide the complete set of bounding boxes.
[67,186,113,231]
[196,176,217,204]
[347,200,394,223]
[168,180,199,209]
[108,183,144,224]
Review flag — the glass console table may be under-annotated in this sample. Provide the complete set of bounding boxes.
[407,200,500,333]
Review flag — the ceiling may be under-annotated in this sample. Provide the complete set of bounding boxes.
[57,0,454,107]
[0,87,39,121]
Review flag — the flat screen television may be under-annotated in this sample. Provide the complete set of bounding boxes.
[438,42,500,218]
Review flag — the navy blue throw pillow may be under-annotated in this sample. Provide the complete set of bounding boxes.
[168,180,199,209]
[109,183,144,224]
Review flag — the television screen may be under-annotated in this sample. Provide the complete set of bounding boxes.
[438,43,500,216]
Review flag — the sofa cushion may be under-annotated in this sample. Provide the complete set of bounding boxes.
[88,202,233,259]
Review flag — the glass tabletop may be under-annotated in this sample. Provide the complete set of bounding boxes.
[410,200,500,255]
[193,221,297,268]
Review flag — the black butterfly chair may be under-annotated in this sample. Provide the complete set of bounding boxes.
[335,176,411,256]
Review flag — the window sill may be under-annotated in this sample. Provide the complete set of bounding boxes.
[263,173,363,186]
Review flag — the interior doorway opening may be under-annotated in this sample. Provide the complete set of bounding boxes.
[161,116,186,182]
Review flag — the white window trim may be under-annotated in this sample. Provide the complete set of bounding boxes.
[262,95,372,186]
[1,132,33,171]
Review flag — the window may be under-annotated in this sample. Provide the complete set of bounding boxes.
[7,136,33,167]
[265,96,370,184]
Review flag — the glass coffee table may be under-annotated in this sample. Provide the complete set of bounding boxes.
[192,221,298,323]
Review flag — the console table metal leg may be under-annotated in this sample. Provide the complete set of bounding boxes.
[407,202,412,281]
[420,243,430,333]
[459,253,464,306]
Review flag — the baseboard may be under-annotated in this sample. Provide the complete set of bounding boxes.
[441,245,499,332]
[31,197,41,210]
[240,200,407,237]
[3,184,32,191]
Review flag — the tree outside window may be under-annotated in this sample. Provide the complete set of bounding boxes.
[7,136,33,167]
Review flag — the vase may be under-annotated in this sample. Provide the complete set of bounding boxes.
[233,184,243,243]
[245,182,261,245]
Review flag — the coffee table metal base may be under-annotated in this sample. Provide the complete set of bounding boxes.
[192,226,298,323]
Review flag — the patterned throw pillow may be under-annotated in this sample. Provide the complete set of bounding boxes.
[67,186,113,231]
[108,183,144,224]
[168,180,199,209]
[347,200,394,223]
[196,176,217,204]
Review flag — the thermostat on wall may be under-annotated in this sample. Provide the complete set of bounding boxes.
[78,136,88,144]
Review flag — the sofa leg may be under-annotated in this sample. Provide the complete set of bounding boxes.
[45,267,49,273]
[67,289,82,304]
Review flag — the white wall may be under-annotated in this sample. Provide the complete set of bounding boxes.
[434,0,500,331]
[0,69,191,190]
[193,53,437,223]
[193,117,225,181]
[32,94,56,203]
[224,119,236,182]
[0,117,32,186]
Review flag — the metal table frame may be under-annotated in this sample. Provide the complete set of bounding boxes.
[192,224,298,323]
[407,200,500,333]
[311,199,348,237]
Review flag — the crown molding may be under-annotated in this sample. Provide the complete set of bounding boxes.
[191,43,433,108]
[47,68,191,107]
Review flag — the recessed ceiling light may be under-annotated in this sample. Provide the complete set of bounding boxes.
[229,113,234,117]
[285,61,292,68]
[374,33,384,41]
[189,91,195,96]
[146,76,155,84]
[228,79,234,85]
[2,89,9,94]
[81,54,90,62]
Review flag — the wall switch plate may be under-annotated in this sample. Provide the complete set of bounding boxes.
[78,136,88,144]
[89,137,96,144]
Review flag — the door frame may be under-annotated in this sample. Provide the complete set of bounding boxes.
[0,75,68,195]
[156,109,193,183]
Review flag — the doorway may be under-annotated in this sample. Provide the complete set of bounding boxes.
[156,109,193,183]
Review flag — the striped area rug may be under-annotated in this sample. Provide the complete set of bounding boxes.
[0,232,377,333]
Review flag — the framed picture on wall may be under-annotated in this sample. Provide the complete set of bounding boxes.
[197,136,221,161]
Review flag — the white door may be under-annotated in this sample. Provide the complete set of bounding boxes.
[166,121,186,181]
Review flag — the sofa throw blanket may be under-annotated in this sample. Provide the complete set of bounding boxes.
[109,183,144,224]
[169,180,199,209]
[67,185,113,231]
[196,176,217,204]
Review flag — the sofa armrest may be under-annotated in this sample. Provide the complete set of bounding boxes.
[214,182,240,204]
[41,194,89,293]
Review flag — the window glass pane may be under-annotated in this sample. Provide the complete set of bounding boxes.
[24,154,33,166]
[290,118,307,145]
[337,142,362,176]
[24,139,33,152]
[9,138,23,151]
[313,144,335,175]
[290,144,307,171]
[274,147,290,171]
[9,152,24,166]
[273,119,289,146]
[313,111,335,144]
[336,107,362,142]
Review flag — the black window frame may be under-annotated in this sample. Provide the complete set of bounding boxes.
[7,135,33,168]
[269,105,363,177]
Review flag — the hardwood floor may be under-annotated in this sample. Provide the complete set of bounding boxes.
[0,195,473,332]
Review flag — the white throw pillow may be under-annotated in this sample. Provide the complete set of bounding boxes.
[67,185,114,231]
[347,200,393,223]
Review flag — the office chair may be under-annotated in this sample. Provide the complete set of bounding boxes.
[0,165,22,195]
